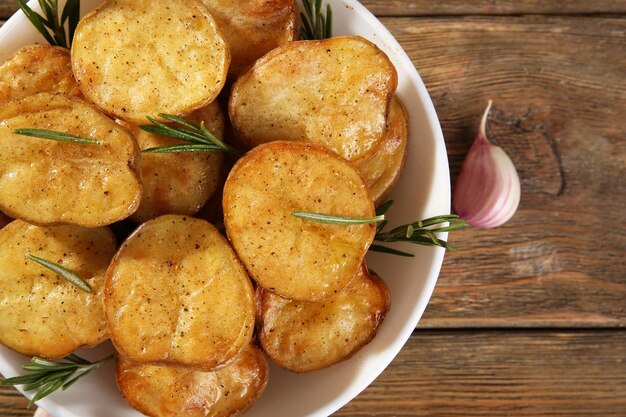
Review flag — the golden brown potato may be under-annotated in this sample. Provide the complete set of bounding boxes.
[229,36,398,163]
[223,141,375,301]
[72,0,230,124]
[0,220,115,358]
[130,102,226,222]
[105,215,255,371]
[354,96,409,206]
[0,44,81,107]
[257,265,390,373]
[117,344,269,417]
[200,0,298,77]
[0,93,142,227]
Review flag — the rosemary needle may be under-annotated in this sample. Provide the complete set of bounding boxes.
[14,128,102,145]
[26,254,91,292]
[300,0,333,40]
[292,211,385,225]
[140,114,241,157]
[1,354,113,408]
[291,200,468,256]
[17,0,80,49]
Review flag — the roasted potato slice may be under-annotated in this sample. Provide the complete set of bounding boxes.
[223,141,375,301]
[0,93,141,227]
[0,44,81,107]
[355,96,409,206]
[130,102,226,222]
[72,0,230,124]
[229,36,398,163]
[0,220,115,358]
[105,215,255,371]
[200,0,298,77]
[257,265,390,373]
[117,344,269,417]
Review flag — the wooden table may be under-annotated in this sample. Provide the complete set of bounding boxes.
[1,1,625,416]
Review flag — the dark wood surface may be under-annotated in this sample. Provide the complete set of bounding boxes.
[362,1,626,16]
[383,15,626,328]
[1,1,625,416]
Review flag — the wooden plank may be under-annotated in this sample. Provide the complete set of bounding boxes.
[2,1,626,20]
[0,3,14,20]
[2,330,626,416]
[361,1,626,16]
[376,15,626,328]
[337,330,626,416]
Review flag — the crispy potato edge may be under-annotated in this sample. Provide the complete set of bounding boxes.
[105,215,255,371]
[256,264,390,373]
[223,141,377,301]
[228,35,398,162]
[71,0,231,124]
[0,93,143,227]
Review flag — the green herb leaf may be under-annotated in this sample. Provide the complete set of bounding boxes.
[376,200,394,216]
[368,244,415,257]
[300,0,333,40]
[1,354,113,408]
[14,128,102,145]
[26,254,91,292]
[291,201,468,256]
[17,0,57,46]
[140,114,242,157]
[142,144,227,154]
[291,211,385,225]
[18,0,80,48]
[61,0,80,47]
[374,213,468,254]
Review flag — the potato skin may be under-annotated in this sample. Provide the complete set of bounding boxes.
[200,0,298,78]
[257,265,390,373]
[229,36,398,163]
[105,215,255,371]
[355,96,409,206]
[0,44,81,107]
[223,141,376,301]
[0,220,115,358]
[117,344,269,417]
[0,93,142,227]
[72,0,230,124]
[130,102,226,222]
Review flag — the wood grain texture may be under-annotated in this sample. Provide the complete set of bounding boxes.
[337,330,626,416]
[2,330,625,416]
[361,0,626,16]
[378,15,626,328]
[0,384,30,417]
[0,3,14,20]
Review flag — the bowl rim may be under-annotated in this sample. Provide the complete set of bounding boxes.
[0,0,450,416]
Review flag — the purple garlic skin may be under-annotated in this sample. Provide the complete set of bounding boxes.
[453,101,521,228]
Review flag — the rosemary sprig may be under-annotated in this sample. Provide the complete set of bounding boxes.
[0,354,113,408]
[292,211,385,225]
[374,214,468,254]
[26,254,91,292]
[140,114,241,157]
[291,200,468,257]
[17,0,80,49]
[14,128,101,145]
[300,0,333,40]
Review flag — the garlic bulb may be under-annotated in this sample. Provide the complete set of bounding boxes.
[453,101,520,228]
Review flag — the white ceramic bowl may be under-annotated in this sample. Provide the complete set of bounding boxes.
[0,1,450,416]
